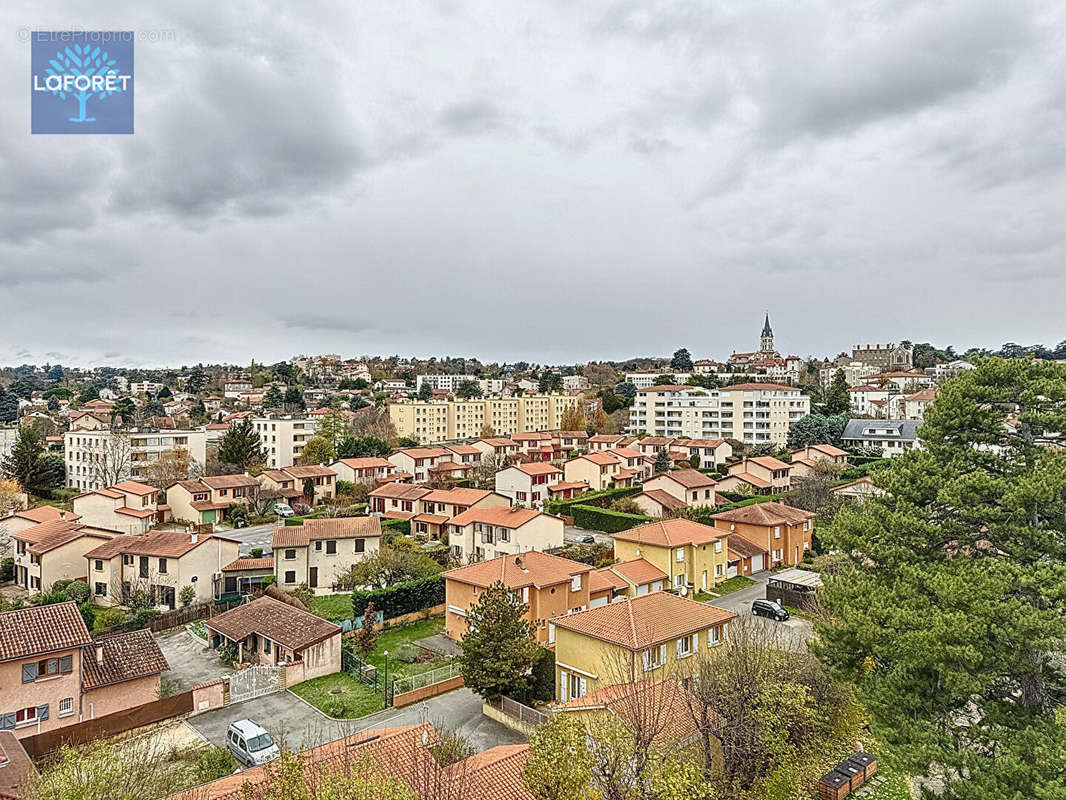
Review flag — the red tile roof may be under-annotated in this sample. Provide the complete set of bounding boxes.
[448,505,546,529]
[608,558,668,585]
[110,481,159,495]
[0,731,35,799]
[12,506,80,525]
[559,678,707,746]
[221,557,275,572]
[552,593,736,650]
[726,533,767,559]
[712,501,815,527]
[282,465,337,479]
[514,462,563,476]
[612,518,722,548]
[271,517,381,548]
[649,469,716,489]
[633,489,687,512]
[205,596,340,652]
[332,457,392,470]
[0,602,91,662]
[200,474,259,490]
[444,550,588,590]
[81,629,169,690]
[368,483,431,501]
[421,488,498,506]
[13,520,114,555]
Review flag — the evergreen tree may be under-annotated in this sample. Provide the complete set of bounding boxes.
[0,386,18,423]
[47,396,59,412]
[263,385,284,408]
[111,397,136,427]
[157,385,172,399]
[814,358,1066,799]
[456,379,482,399]
[670,347,693,372]
[458,580,538,703]
[217,419,264,470]
[538,371,562,393]
[76,386,99,404]
[653,448,671,474]
[416,382,433,401]
[302,477,316,502]
[822,368,850,415]
[185,365,208,394]
[2,427,63,496]
[283,386,305,411]
[47,364,64,381]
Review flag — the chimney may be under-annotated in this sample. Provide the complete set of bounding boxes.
[59,510,66,521]
[95,645,104,664]
[190,532,198,544]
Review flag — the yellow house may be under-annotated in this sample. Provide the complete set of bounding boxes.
[611,518,730,594]
[551,592,736,701]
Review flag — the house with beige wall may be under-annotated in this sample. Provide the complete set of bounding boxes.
[448,506,564,563]
[84,530,240,608]
[471,437,520,463]
[165,474,259,526]
[598,558,668,597]
[0,603,167,739]
[71,481,165,535]
[279,465,337,502]
[588,434,637,451]
[2,506,81,539]
[551,592,736,701]
[13,520,116,593]
[788,444,849,479]
[612,518,731,594]
[711,502,815,568]
[388,448,452,483]
[329,457,396,485]
[668,438,732,469]
[641,470,717,509]
[494,463,563,507]
[412,488,510,540]
[272,517,381,590]
[564,452,631,492]
[368,483,431,518]
[716,456,793,494]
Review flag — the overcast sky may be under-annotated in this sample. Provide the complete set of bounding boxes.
[3,0,1065,368]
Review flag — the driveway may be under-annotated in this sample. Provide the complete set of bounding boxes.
[156,628,228,692]
[221,522,277,555]
[704,571,814,651]
[564,526,612,545]
[187,687,525,753]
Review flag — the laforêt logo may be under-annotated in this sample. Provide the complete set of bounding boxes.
[31,31,134,134]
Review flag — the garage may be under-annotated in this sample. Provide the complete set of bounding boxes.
[751,554,764,572]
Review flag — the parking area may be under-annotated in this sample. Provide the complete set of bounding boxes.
[156,628,227,692]
[705,571,815,650]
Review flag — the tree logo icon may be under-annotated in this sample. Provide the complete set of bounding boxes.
[31,32,135,134]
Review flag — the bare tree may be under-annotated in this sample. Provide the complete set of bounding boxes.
[89,431,132,487]
[143,447,201,489]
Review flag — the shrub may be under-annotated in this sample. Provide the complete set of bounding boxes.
[392,643,420,664]
[179,585,196,608]
[191,746,237,783]
[350,574,445,620]
[260,575,276,588]
[547,486,642,515]
[250,547,264,558]
[336,480,355,496]
[61,580,90,603]
[0,557,12,582]
[291,583,314,607]
[92,606,127,633]
[218,642,238,667]
[570,504,654,533]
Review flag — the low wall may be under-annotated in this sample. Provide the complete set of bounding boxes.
[482,701,538,736]
[339,604,447,635]
[393,675,463,708]
[283,660,306,687]
[191,680,225,714]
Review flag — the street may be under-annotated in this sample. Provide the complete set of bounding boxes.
[219,522,278,555]
[704,571,814,651]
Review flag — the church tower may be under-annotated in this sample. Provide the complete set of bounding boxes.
[760,313,774,354]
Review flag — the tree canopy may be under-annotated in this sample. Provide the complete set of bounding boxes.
[457,581,538,703]
[216,418,264,471]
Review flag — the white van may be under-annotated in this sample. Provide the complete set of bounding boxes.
[226,719,279,766]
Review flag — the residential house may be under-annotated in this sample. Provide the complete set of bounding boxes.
[219,556,275,597]
[831,476,888,503]
[635,437,676,457]
[556,679,703,750]
[328,457,396,485]
[902,388,936,420]
[165,474,259,526]
[546,480,589,501]
[788,444,850,479]
[848,384,890,416]
[388,448,452,483]
[205,596,340,681]
[368,483,431,518]
[275,465,337,502]
[631,489,687,518]
[0,729,36,798]
[640,470,717,509]
[272,517,382,590]
[605,447,653,481]
[255,470,303,502]
[595,557,667,597]
[494,463,564,507]
[412,488,510,539]
[510,432,555,462]
[13,520,116,593]
[725,533,769,577]
[611,518,730,594]
[563,452,634,491]
[471,437,520,463]
[0,602,167,739]
[68,411,111,431]
[447,506,564,563]
[1,506,81,539]
[841,419,921,456]
[588,434,638,452]
[443,443,483,468]
[715,456,793,495]
[667,438,732,470]
[72,481,166,535]
[551,430,589,455]
[711,501,815,567]
[444,550,601,643]
[84,530,240,608]
[551,592,736,701]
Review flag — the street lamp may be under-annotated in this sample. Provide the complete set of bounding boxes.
[383,650,389,705]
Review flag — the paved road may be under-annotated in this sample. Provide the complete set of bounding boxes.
[157,628,228,692]
[564,526,612,545]
[219,522,278,555]
[704,571,814,650]
[187,687,524,753]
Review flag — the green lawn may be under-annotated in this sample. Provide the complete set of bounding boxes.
[859,764,912,800]
[308,593,354,619]
[713,575,756,595]
[289,673,384,719]
[366,617,446,677]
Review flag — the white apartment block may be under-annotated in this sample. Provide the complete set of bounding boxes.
[389,395,582,443]
[414,375,505,395]
[628,383,809,446]
[561,375,589,391]
[251,416,320,469]
[624,372,691,389]
[65,429,207,492]
[128,381,164,395]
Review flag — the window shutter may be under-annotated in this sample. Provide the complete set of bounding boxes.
[659,644,667,664]
[60,655,73,674]
[0,713,14,730]
[692,632,698,649]
[37,704,49,721]
[560,671,568,701]
[579,677,587,697]
[676,639,683,658]
[642,650,651,671]
[21,663,37,683]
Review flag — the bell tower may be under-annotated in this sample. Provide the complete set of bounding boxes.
[760,313,774,354]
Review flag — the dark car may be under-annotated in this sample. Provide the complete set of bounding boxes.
[752,599,790,621]
[576,534,596,544]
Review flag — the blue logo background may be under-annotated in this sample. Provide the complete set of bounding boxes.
[31,31,134,134]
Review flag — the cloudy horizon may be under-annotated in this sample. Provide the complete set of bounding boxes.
[4,0,1065,368]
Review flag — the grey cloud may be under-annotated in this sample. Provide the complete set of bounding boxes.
[438,100,507,137]
[280,314,377,334]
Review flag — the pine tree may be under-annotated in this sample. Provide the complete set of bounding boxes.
[283,386,305,411]
[0,386,18,423]
[670,347,693,372]
[814,358,1066,799]
[2,427,63,497]
[822,368,850,415]
[185,365,208,394]
[352,600,378,657]
[653,448,671,474]
[217,419,264,470]
[458,580,537,702]
[263,385,284,408]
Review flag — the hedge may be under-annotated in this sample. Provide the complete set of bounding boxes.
[380,518,411,535]
[350,574,444,620]
[570,504,655,533]
[547,486,642,515]
[717,491,782,505]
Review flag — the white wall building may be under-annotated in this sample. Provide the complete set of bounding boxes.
[65,429,207,492]
[251,416,319,469]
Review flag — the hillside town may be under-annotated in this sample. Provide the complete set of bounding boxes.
[0,323,1062,800]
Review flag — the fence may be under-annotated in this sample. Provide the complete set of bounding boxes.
[19,691,194,761]
[392,662,462,695]
[147,596,246,634]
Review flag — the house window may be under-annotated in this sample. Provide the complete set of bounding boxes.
[675,548,684,562]
[714,541,722,553]
[94,559,103,571]
[673,574,684,588]
[284,571,296,584]
[95,582,107,597]
[773,549,783,561]
[285,549,296,560]
[774,526,781,539]
[715,564,724,578]
[677,633,696,657]
[315,541,322,551]
[570,574,581,591]
[568,673,586,701]
[14,707,38,726]
[123,554,133,566]
[708,626,722,646]
[59,697,74,717]
[355,538,365,553]
[326,541,337,555]
[263,639,271,654]
[642,644,666,671]
[158,558,168,574]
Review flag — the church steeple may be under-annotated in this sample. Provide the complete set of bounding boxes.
[760,312,774,353]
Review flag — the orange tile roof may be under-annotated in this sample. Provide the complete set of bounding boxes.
[200,474,259,490]
[608,557,668,585]
[444,550,588,589]
[720,472,772,489]
[726,533,766,559]
[634,489,686,512]
[552,592,736,650]
[205,596,340,652]
[333,456,393,469]
[283,465,337,479]
[548,481,589,493]
[480,438,518,448]
[83,530,224,559]
[446,444,481,455]
[650,469,716,489]
[590,567,628,594]
[613,518,722,548]
[13,506,80,525]
[578,452,621,466]
[447,743,533,800]
[712,501,815,527]
[428,460,474,472]
[0,602,91,661]
[413,513,449,524]
[396,447,451,458]
[589,434,624,443]
[115,506,157,519]
[421,487,497,505]
[741,455,792,471]
[271,517,381,548]
[110,481,158,495]
[559,678,707,746]
[675,438,726,448]
[369,483,431,501]
[515,462,563,476]
[81,629,169,689]
[448,505,545,529]
[221,557,275,572]
[14,520,114,555]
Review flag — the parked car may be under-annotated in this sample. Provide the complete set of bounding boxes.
[226,719,279,767]
[752,599,790,622]
[273,502,295,518]
[575,534,596,544]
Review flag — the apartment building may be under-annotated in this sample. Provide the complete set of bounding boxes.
[64,428,207,491]
[711,502,815,568]
[0,603,168,739]
[448,506,564,563]
[387,395,582,443]
[84,530,240,607]
[848,343,913,370]
[414,375,504,395]
[72,481,165,535]
[272,517,381,589]
[13,520,117,593]
[612,518,730,594]
[624,373,691,389]
[443,550,602,643]
[552,593,736,701]
[628,383,809,446]
[251,416,319,470]
[494,463,564,507]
